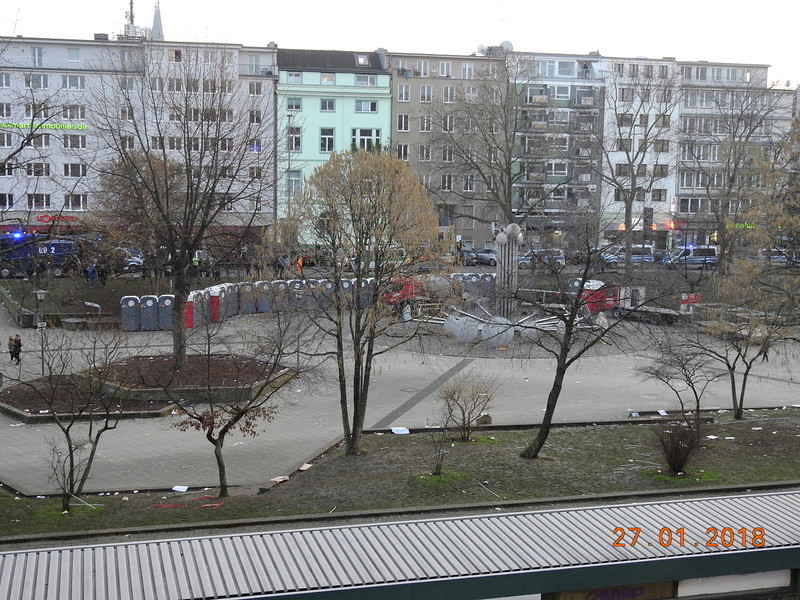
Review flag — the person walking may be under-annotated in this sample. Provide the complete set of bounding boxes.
[7,336,15,364]
[756,338,771,362]
[12,334,21,365]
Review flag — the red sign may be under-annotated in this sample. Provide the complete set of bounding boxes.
[680,293,701,305]
[35,214,79,223]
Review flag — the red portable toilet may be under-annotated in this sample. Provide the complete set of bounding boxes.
[209,285,223,322]
[184,290,197,329]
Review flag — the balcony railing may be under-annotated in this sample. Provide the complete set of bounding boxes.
[239,65,276,77]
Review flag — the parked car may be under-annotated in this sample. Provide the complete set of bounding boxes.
[458,249,477,266]
[602,244,655,266]
[758,248,800,266]
[113,247,144,273]
[667,245,719,269]
[475,248,498,266]
[517,249,566,271]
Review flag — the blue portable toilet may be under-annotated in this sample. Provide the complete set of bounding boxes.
[239,282,256,314]
[255,281,274,312]
[271,280,288,312]
[479,273,495,296]
[315,279,334,309]
[356,278,374,309]
[340,279,355,306]
[139,295,159,331]
[286,279,303,309]
[157,294,174,330]
[464,273,481,295]
[223,283,240,318]
[120,296,140,331]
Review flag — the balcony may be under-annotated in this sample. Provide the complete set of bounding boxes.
[240,65,276,77]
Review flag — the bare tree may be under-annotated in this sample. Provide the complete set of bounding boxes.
[91,42,276,369]
[8,328,131,512]
[298,149,441,455]
[437,371,496,441]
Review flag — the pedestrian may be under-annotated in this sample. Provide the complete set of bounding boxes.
[86,260,97,287]
[98,262,108,286]
[756,338,771,362]
[7,336,15,364]
[279,254,289,279]
[12,334,21,365]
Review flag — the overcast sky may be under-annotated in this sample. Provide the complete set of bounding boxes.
[4,0,799,89]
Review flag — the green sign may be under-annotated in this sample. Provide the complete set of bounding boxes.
[0,122,88,130]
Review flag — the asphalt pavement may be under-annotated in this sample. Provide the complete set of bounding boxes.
[0,306,798,497]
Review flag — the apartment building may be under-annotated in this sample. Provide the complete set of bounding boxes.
[0,31,278,237]
[275,48,391,223]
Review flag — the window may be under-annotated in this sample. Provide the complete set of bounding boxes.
[418,144,431,161]
[62,104,85,119]
[536,60,556,77]
[548,162,568,176]
[320,73,335,85]
[442,114,454,132]
[220,138,234,152]
[0,133,10,148]
[618,113,633,127]
[461,62,473,79]
[465,86,478,102]
[320,128,334,152]
[25,74,48,89]
[0,73,8,88]
[420,85,432,102]
[202,79,217,94]
[121,106,134,120]
[654,114,670,128]
[615,164,631,177]
[25,103,49,119]
[651,189,667,202]
[680,171,694,188]
[615,63,625,75]
[150,77,164,91]
[321,99,335,112]
[684,90,697,108]
[287,171,302,196]
[186,78,200,93]
[288,127,301,151]
[397,114,409,132]
[638,114,649,128]
[629,64,639,78]
[287,72,301,84]
[249,109,261,123]
[463,175,475,192]
[658,65,669,78]
[0,103,9,119]
[618,88,634,102]
[27,194,50,209]
[554,85,570,99]
[419,115,432,132]
[64,193,86,210]
[168,137,182,150]
[439,61,451,77]
[0,164,12,177]
[682,66,693,80]
[396,143,408,161]
[442,146,453,162]
[26,163,50,177]
[557,61,575,77]
[355,100,377,113]
[63,134,86,149]
[0,194,13,208]
[169,49,182,62]
[249,81,262,95]
[441,174,452,191]
[248,167,263,180]
[27,134,49,148]
[351,128,380,150]
[168,78,183,92]
[443,85,455,103]
[397,83,409,102]
[653,139,669,153]
[617,138,632,152]
[221,80,233,94]
[695,66,707,81]
[121,136,134,150]
[287,97,302,111]
[356,54,370,66]
[32,47,43,67]
[63,163,87,178]
[355,74,376,86]
[63,75,86,90]
[679,197,709,214]
[417,60,429,77]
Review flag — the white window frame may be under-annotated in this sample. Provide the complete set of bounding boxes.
[321,73,335,85]
[420,85,432,102]
[355,100,377,113]
[439,61,451,77]
[64,193,87,211]
[443,85,455,103]
[320,128,334,153]
[355,74,376,86]
[461,62,474,79]
[397,83,409,102]
[320,98,335,112]
[397,114,409,132]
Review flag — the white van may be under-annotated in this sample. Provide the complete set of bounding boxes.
[667,245,718,269]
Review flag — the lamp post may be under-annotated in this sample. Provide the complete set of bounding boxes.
[495,223,523,319]
[34,289,47,376]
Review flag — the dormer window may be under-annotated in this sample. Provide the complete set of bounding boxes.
[170,49,182,63]
[356,54,370,66]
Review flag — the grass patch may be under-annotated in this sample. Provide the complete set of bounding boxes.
[3,410,800,539]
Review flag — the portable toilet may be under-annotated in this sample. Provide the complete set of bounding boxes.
[139,295,159,331]
[479,273,496,296]
[340,279,354,306]
[272,280,288,312]
[356,278,374,309]
[255,281,274,313]
[304,279,320,310]
[239,282,256,314]
[158,294,174,330]
[286,279,303,309]
[193,289,210,326]
[208,285,222,322]
[315,279,335,309]
[223,282,240,319]
[120,296,140,331]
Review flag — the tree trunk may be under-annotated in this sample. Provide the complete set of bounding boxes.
[213,437,228,498]
[727,368,743,419]
[520,360,568,459]
[171,266,189,371]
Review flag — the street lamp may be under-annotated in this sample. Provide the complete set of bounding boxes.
[34,289,47,376]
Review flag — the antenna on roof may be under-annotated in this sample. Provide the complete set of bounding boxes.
[126,0,134,26]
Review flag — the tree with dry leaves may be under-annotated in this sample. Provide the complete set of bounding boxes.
[298,149,441,455]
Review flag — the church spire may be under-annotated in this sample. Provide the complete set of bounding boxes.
[151,1,164,41]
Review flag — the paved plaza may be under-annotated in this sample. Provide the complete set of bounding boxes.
[0,309,798,496]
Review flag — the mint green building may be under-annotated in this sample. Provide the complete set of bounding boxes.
[276,48,392,221]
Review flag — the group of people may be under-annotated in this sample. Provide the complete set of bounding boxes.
[7,334,21,365]
[272,254,305,279]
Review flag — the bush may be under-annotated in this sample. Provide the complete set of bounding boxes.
[437,372,496,441]
[656,420,700,474]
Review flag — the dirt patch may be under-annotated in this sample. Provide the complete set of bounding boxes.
[0,355,272,416]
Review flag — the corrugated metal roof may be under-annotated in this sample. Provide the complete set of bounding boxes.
[2,491,800,599]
